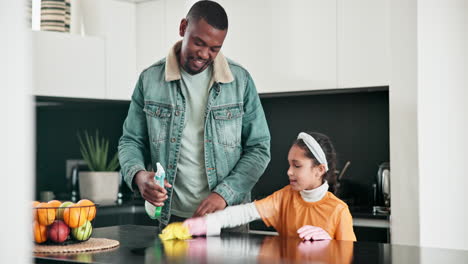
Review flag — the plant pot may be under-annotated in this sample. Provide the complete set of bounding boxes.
[78,171,119,204]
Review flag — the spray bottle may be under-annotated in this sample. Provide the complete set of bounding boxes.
[145,162,166,220]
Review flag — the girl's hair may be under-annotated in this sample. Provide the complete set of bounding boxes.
[293,132,338,193]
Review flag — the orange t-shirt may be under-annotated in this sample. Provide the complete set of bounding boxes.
[254,185,357,241]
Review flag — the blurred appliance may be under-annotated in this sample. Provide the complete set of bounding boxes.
[71,165,79,202]
[373,162,390,214]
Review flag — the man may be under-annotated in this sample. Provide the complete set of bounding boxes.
[118,0,270,227]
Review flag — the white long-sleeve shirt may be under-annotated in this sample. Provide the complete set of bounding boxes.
[207,181,329,235]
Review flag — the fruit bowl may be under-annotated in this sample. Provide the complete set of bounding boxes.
[33,199,98,245]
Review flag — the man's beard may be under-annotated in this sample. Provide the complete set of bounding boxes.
[183,58,211,75]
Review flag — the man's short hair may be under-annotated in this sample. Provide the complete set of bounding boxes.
[186,0,228,30]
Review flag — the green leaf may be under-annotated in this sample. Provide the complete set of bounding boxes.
[78,131,95,171]
[107,152,120,171]
[77,129,119,172]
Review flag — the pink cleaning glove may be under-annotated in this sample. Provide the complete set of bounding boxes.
[183,217,208,236]
[297,225,332,241]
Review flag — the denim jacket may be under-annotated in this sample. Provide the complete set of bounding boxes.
[118,41,271,225]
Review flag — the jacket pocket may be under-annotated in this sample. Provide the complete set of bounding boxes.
[143,102,173,143]
[212,103,243,147]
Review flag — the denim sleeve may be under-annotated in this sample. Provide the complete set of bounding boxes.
[118,75,149,192]
[213,72,271,205]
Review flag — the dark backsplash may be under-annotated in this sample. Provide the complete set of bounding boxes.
[35,97,131,201]
[254,88,389,206]
[35,88,389,206]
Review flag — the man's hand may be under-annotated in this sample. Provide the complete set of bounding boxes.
[134,170,172,207]
[193,192,227,217]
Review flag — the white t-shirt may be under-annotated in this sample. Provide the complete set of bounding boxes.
[171,65,213,218]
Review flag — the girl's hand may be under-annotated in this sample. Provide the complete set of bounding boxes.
[183,217,208,236]
[297,225,332,241]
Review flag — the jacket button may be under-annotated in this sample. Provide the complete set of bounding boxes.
[171,138,176,143]
[175,111,180,116]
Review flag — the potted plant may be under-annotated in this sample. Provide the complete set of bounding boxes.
[77,130,120,204]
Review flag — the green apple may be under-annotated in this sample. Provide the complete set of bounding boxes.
[71,220,93,241]
[56,201,74,220]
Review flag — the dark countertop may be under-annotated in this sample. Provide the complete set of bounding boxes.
[95,202,391,243]
[34,225,468,264]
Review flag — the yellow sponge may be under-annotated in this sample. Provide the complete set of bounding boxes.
[159,222,192,240]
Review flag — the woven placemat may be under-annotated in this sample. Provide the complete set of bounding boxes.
[34,238,120,253]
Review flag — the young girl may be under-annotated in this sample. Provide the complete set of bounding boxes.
[183,132,356,241]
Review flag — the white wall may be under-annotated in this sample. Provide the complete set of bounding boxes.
[389,0,420,247]
[420,247,468,264]
[417,0,468,250]
[390,0,468,250]
[0,1,34,261]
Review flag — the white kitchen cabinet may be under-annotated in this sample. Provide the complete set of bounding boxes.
[32,31,106,99]
[337,0,390,88]
[33,0,390,99]
[219,0,389,92]
[80,0,137,100]
[139,0,339,94]
[33,0,137,100]
[136,0,166,73]
[218,0,337,93]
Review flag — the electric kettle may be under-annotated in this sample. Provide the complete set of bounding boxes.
[374,162,390,213]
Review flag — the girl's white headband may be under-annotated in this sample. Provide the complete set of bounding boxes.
[297,132,329,172]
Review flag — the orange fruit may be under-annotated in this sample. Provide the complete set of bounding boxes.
[33,221,47,243]
[36,202,56,226]
[77,199,96,221]
[47,200,61,207]
[32,201,40,222]
[47,200,62,215]
[63,205,87,228]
